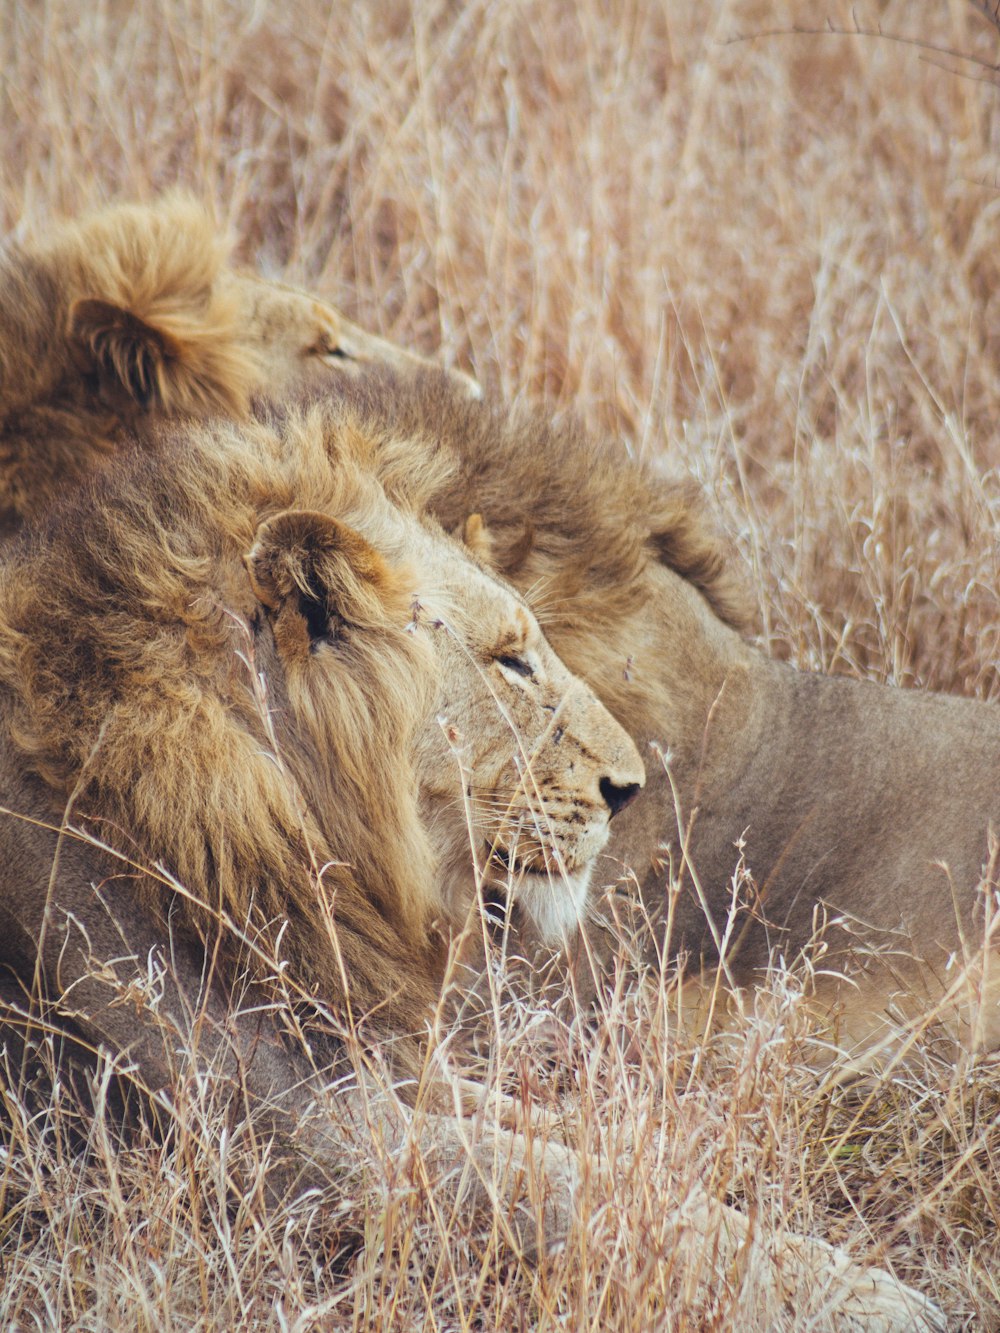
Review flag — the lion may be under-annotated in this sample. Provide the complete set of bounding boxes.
[0,192,478,535]
[0,387,939,1327]
[329,368,1000,1069]
[0,386,644,1237]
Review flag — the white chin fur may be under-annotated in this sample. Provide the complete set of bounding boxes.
[511,862,594,945]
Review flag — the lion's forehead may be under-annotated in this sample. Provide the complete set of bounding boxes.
[405,533,530,633]
[371,518,630,794]
[230,274,331,343]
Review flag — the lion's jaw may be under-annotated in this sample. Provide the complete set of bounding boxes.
[423,780,604,949]
[508,861,595,945]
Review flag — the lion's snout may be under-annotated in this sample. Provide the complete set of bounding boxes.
[586,713,645,823]
[600,775,641,818]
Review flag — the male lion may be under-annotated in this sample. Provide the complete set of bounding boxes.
[0,389,939,1327]
[0,193,478,535]
[331,369,1000,1069]
[0,389,640,1243]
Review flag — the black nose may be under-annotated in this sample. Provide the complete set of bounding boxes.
[600,777,641,818]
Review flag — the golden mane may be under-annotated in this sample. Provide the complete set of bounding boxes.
[0,403,455,1070]
[1,192,255,420]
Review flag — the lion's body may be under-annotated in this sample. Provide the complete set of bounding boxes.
[344,370,1000,1061]
[0,195,476,535]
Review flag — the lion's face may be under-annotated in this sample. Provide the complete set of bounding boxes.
[403,525,646,947]
[246,488,644,949]
[224,272,481,401]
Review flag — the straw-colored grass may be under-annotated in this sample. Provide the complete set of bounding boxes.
[2,0,1000,1326]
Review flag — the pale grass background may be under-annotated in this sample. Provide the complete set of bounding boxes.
[1,1,1000,1328]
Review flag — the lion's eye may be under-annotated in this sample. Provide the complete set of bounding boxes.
[497,653,534,678]
[311,334,352,361]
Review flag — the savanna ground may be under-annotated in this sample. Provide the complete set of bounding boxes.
[2,0,1000,1327]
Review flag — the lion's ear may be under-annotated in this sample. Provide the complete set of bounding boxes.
[455,513,536,576]
[246,510,399,650]
[458,512,494,563]
[68,297,184,410]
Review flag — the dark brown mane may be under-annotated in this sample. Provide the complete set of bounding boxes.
[307,367,749,633]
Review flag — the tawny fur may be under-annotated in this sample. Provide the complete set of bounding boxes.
[332,368,1000,1063]
[0,194,477,536]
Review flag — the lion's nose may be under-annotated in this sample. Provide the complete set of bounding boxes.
[599,776,641,818]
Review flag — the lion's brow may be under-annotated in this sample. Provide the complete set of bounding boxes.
[488,628,527,657]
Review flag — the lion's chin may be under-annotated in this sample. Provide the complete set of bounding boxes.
[500,861,594,947]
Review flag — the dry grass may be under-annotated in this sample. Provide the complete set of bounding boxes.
[2,0,1000,1327]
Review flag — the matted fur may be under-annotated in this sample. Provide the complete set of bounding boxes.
[0,193,477,535]
[0,407,446,1068]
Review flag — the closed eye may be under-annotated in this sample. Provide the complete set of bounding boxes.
[310,335,352,361]
[497,654,534,678]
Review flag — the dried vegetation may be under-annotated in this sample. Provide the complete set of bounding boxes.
[2,1,1000,1327]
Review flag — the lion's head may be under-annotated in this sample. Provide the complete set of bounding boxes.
[0,193,478,534]
[0,392,642,1073]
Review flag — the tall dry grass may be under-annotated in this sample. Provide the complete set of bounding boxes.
[2,0,1000,1327]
